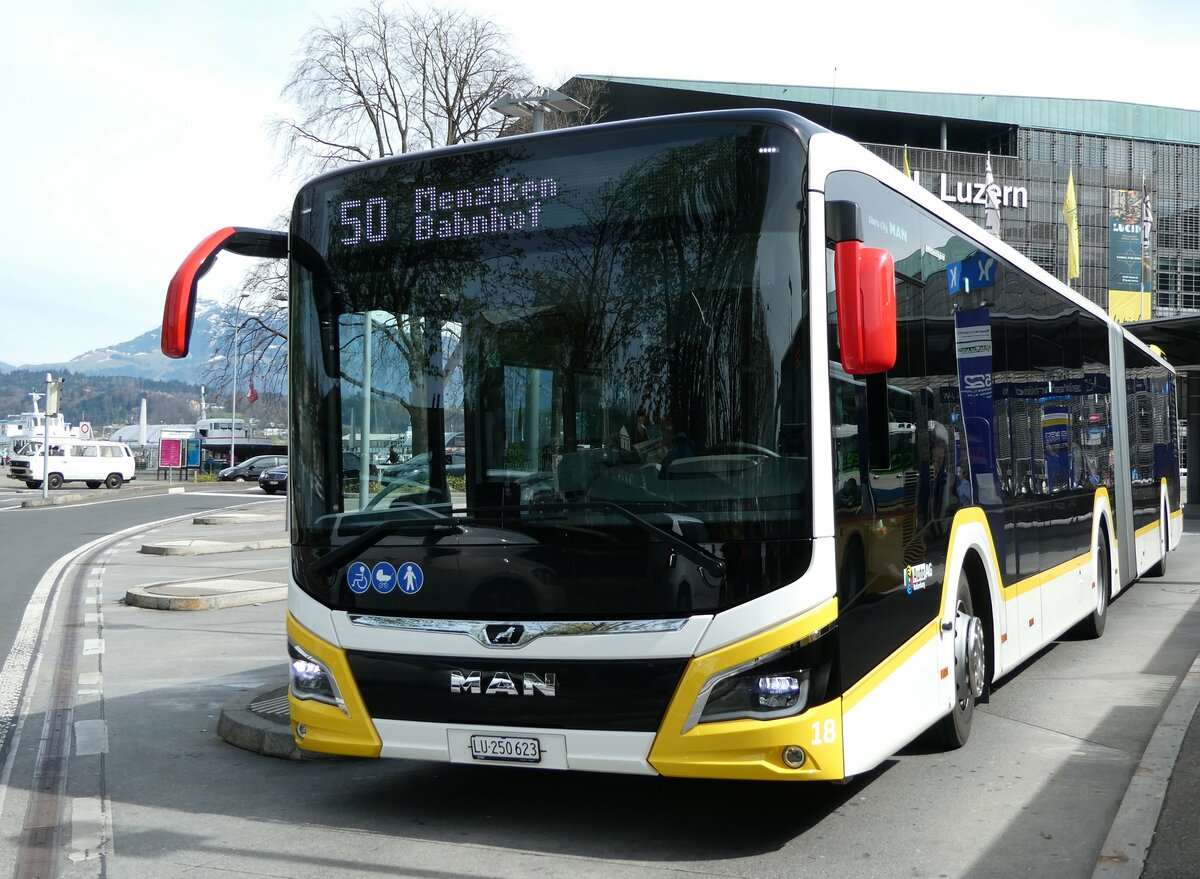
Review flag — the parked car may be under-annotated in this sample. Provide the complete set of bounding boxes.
[218,454,286,482]
[259,462,288,494]
[342,451,380,483]
[380,451,466,483]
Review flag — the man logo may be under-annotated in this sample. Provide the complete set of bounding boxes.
[485,624,524,645]
[449,670,557,696]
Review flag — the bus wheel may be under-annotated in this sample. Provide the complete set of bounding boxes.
[933,573,984,749]
[86,481,101,489]
[47,473,63,490]
[1145,504,1168,578]
[1076,533,1111,639]
[105,473,122,489]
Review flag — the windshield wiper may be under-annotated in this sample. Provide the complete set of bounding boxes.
[312,500,726,579]
[312,515,463,574]
[525,500,726,579]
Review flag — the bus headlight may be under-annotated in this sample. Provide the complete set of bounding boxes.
[683,626,835,732]
[288,641,347,712]
[699,669,811,723]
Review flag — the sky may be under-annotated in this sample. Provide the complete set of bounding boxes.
[2,0,1198,367]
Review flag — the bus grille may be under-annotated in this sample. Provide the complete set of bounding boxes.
[347,652,688,732]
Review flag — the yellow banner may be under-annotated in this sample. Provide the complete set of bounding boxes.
[1107,290,1152,322]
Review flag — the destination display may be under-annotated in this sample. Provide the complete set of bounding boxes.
[336,177,562,247]
[321,121,799,265]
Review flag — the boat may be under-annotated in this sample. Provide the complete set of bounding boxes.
[0,392,92,458]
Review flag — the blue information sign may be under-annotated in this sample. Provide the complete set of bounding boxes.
[371,562,398,593]
[346,562,371,594]
[397,561,424,595]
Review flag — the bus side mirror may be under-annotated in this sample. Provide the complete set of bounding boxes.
[162,227,287,358]
[834,240,897,375]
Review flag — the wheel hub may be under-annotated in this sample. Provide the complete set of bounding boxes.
[954,610,986,700]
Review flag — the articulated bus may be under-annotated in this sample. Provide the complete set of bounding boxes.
[162,109,1180,780]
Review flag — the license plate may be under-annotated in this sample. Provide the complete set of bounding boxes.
[469,734,542,763]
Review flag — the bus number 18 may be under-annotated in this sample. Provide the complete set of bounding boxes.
[811,719,837,747]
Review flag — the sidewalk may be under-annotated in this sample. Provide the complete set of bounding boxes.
[114,502,310,758]
[111,500,1200,871]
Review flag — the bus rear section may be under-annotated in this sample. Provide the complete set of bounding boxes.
[161,108,1179,781]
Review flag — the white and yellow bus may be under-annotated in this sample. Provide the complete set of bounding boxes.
[162,108,1180,780]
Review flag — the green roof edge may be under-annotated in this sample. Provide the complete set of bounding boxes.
[578,75,1200,145]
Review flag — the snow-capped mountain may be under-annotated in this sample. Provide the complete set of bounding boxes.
[8,300,253,384]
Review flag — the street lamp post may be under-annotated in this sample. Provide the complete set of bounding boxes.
[230,292,249,468]
[490,88,588,133]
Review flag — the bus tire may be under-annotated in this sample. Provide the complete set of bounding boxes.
[105,473,122,489]
[933,572,980,749]
[86,481,101,489]
[1076,531,1111,639]
[47,473,63,490]
[1145,504,1169,578]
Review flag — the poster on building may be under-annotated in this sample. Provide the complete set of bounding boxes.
[159,438,182,468]
[1108,188,1151,321]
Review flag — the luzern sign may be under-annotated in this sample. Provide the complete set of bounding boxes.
[912,171,1029,210]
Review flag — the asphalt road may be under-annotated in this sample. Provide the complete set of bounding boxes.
[0,491,1196,879]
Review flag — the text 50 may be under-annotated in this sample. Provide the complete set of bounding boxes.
[338,198,388,245]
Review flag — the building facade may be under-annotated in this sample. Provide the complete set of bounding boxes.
[574,76,1200,327]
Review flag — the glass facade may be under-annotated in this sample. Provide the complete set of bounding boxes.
[871,134,1200,319]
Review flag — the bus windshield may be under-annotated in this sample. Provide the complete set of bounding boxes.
[289,117,813,618]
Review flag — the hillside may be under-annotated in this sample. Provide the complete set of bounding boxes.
[0,297,289,434]
[0,370,286,435]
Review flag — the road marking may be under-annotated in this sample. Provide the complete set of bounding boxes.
[74,720,108,756]
[0,497,282,869]
[82,639,104,656]
[66,795,110,863]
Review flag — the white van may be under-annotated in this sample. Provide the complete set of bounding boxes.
[8,440,137,490]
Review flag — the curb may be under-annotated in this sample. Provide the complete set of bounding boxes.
[216,684,341,761]
[18,480,235,508]
[21,486,187,508]
[1092,645,1200,877]
[125,580,287,610]
[192,513,283,526]
[139,537,289,556]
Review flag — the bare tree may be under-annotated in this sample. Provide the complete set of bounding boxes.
[213,4,531,400]
[272,1,534,174]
